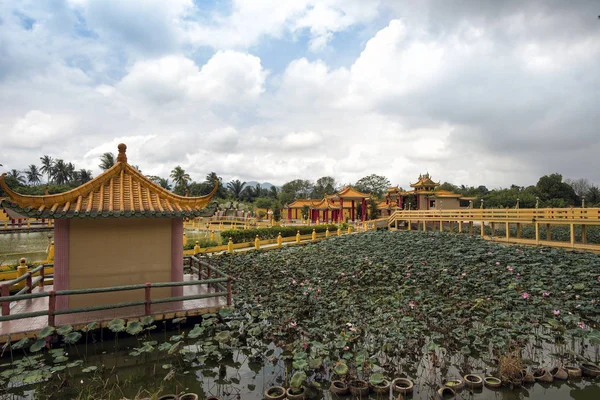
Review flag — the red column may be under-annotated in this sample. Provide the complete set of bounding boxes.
[362,198,367,221]
[288,209,292,221]
[54,219,70,310]
[398,196,403,208]
[171,218,184,297]
[351,200,355,221]
[325,209,329,222]
[339,199,344,222]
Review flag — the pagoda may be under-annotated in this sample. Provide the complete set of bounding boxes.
[0,144,216,310]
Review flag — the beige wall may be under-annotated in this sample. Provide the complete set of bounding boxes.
[432,198,460,210]
[69,219,172,308]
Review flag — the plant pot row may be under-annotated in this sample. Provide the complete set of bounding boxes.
[157,395,219,400]
[264,385,306,400]
[330,377,415,397]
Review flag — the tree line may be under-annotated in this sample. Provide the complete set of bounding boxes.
[2,152,597,213]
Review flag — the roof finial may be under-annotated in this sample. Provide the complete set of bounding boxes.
[117,143,127,163]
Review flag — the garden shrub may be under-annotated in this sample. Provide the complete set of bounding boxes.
[221,224,339,243]
[184,238,219,250]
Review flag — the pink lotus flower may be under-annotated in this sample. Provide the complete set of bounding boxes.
[408,301,415,309]
[577,322,586,329]
[543,292,550,297]
[317,288,321,293]
[343,346,349,351]
[553,309,560,316]
[406,273,411,277]
[289,322,297,327]
[516,273,520,279]
[522,292,530,300]
[496,262,500,265]
[300,282,304,286]
[349,327,356,332]
[341,272,345,276]
[461,273,467,277]
[292,280,297,284]
[507,266,514,272]
[575,295,580,299]
[597,275,600,282]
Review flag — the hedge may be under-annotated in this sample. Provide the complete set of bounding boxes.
[221,224,340,244]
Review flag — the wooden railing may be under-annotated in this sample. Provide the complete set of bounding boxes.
[388,207,600,223]
[0,263,52,314]
[0,217,53,230]
[0,261,232,326]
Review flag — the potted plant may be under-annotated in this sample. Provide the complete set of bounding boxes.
[349,379,370,398]
[286,371,307,400]
[368,372,391,394]
[330,360,350,396]
[463,374,483,389]
[443,378,464,391]
[264,386,286,400]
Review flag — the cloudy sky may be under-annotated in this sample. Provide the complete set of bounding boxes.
[1,0,599,189]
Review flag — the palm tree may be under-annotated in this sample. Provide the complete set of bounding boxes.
[99,152,115,170]
[74,169,93,184]
[8,169,26,184]
[39,155,54,183]
[170,166,190,189]
[227,179,246,200]
[66,162,76,182]
[25,165,42,185]
[148,175,173,190]
[51,159,70,185]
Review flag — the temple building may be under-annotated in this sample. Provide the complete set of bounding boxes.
[0,144,216,310]
[285,186,371,223]
[378,173,476,216]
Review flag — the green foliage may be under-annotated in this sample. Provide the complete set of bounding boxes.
[221,224,338,243]
[354,174,391,198]
[184,238,218,250]
[290,371,307,388]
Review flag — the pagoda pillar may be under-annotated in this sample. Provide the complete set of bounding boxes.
[362,198,367,221]
[339,198,344,222]
[351,200,355,221]
[398,196,403,209]
[54,219,70,310]
[287,208,292,221]
[171,219,184,297]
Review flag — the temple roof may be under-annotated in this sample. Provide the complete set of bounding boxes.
[410,173,440,188]
[333,186,370,199]
[431,190,462,198]
[0,144,217,219]
[311,197,340,210]
[287,199,319,208]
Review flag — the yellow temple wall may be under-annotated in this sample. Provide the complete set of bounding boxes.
[433,198,460,210]
[68,219,172,308]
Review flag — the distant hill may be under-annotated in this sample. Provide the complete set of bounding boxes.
[245,181,278,189]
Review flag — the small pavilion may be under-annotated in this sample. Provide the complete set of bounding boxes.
[0,144,216,310]
[379,173,475,215]
[284,186,371,223]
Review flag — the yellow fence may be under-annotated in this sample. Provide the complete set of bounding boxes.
[388,207,600,251]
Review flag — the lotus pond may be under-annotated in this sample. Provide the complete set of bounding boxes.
[1,230,599,399]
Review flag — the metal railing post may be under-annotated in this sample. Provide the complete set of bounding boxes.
[227,278,232,306]
[1,284,9,315]
[40,265,45,288]
[145,282,151,315]
[48,290,56,326]
[26,273,32,294]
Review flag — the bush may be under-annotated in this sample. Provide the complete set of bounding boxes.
[221,224,339,244]
[184,238,219,250]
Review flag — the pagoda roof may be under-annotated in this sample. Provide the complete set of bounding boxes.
[431,190,462,198]
[0,144,217,219]
[410,173,440,188]
[287,199,319,208]
[334,186,370,199]
[311,197,340,210]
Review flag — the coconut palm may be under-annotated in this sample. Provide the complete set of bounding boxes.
[39,155,54,183]
[25,164,42,185]
[74,169,93,184]
[8,169,26,184]
[51,159,70,185]
[148,175,172,190]
[170,166,190,189]
[99,152,115,170]
[227,179,246,200]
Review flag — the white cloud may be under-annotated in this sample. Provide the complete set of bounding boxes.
[5,111,75,149]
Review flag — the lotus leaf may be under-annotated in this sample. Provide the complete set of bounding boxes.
[290,371,307,388]
[126,321,143,336]
[29,339,46,352]
[37,326,55,338]
[107,318,125,332]
[12,338,30,350]
[64,331,82,344]
[56,325,73,336]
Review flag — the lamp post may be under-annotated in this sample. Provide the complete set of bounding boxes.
[469,200,473,209]
[535,197,539,209]
[516,198,520,209]
[480,199,484,209]
[582,196,585,208]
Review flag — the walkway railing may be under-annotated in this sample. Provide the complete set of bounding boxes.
[0,262,233,326]
[388,207,600,251]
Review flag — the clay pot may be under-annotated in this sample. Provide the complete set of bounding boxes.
[178,394,198,400]
[286,386,306,400]
[520,369,535,384]
[330,380,349,396]
[264,386,286,400]
[391,377,414,394]
[370,379,391,394]
[483,376,502,389]
[533,368,553,383]
[349,379,370,398]
[444,378,464,391]
[463,374,483,389]
[550,366,568,380]
[581,363,600,377]
[565,365,582,379]
[437,386,456,399]
[158,395,177,400]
